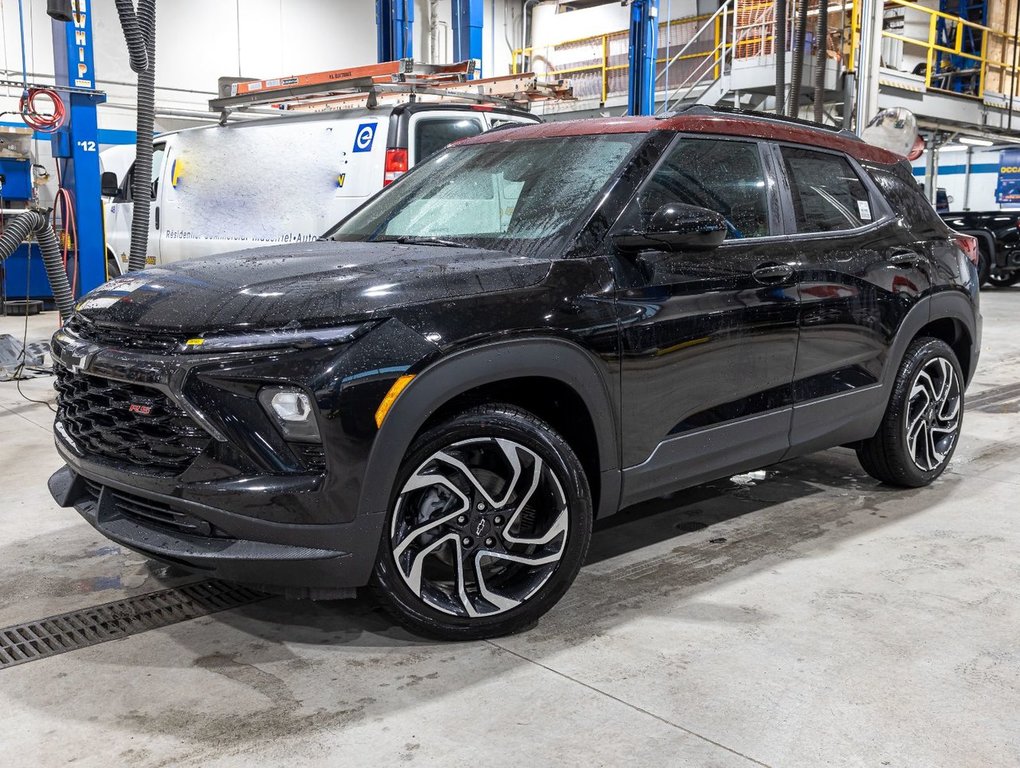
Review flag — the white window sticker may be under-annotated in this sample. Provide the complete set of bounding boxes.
[857,199,872,220]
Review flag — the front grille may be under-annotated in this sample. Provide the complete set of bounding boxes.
[55,366,210,471]
[78,480,214,537]
[63,314,182,353]
[110,489,214,536]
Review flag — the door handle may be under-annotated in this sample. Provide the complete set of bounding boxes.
[752,263,794,283]
[154,206,159,230]
[888,249,920,267]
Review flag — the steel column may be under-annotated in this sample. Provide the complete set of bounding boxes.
[376,0,414,62]
[50,0,106,294]
[452,0,484,76]
[628,0,659,115]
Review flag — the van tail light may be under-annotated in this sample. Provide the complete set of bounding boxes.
[953,232,980,266]
[383,148,408,185]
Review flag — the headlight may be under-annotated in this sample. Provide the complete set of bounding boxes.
[184,323,364,353]
[258,386,321,442]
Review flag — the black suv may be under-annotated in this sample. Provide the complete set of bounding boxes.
[940,210,1020,288]
[49,112,981,640]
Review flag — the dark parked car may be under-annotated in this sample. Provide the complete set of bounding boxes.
[48,110,981,640]
[940,210,1020,288]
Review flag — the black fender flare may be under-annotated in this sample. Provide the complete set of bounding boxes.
[880,290,979,393]
[356,337,621,520]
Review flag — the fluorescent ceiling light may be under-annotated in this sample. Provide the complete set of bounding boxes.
[958,136,994,147]
[938,143,966,151]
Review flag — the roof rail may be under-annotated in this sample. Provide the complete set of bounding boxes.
[708,106,862,140]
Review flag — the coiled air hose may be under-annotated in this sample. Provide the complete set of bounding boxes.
[115,0,156,273]
[0,210,75,321]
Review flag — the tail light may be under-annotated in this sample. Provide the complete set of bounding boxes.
[953,232,980,266]
[383,148,408,185]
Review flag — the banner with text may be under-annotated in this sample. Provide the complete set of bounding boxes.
[996,149,1020,206]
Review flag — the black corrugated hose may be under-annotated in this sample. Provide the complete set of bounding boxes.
[775,0,787,115]
[813,0,829,123]
[0,210,75,321]
[113,0,148,73]
[116,0,156,273]
[788,0,809,117]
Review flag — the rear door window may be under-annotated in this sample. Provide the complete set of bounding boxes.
[781,147,874,233]
[412,117,484,164]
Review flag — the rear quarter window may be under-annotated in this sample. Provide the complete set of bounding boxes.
[864,162,945,237]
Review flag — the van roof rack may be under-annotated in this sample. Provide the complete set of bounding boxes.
[209,59,573,119]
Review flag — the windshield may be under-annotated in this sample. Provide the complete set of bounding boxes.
[326,134,643,256]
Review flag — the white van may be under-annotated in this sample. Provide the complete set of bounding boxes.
[100,102,538,270]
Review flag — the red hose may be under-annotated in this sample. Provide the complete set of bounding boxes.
[19,87,66,133]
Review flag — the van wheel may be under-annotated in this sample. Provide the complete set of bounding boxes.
[372,403,592,640]
[106,257,121,279]
[857,338,963,487]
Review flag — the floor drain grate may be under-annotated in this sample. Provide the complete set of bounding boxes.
[0,580,267,670]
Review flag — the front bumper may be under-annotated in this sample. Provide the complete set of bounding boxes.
[49,462,384,594]
[45,317,437,594]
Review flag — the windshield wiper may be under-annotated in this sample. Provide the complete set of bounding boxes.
[388,236,471,248]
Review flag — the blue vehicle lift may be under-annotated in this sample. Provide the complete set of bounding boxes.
[628,0,659,115]
[52,0,106,295]
[452,0,484,77]
[377,0,414,62]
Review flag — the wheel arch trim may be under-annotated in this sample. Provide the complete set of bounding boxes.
[356,337,621,520]
[883,291,978,392]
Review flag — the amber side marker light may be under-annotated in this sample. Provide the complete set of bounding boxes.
[375,374,415,428]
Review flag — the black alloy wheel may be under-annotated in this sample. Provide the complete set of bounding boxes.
[372,404,592,640]
[857,337,964,487]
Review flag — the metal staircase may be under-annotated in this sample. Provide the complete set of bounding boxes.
[657,0,735,111]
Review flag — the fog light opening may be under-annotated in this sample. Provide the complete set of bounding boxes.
[258,387,321,443]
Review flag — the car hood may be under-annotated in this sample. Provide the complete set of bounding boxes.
[74,241,552,333]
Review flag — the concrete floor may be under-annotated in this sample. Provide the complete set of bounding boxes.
[1,291,1019,768]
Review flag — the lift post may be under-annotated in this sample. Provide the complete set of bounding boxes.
[50,0,106,294]
[377,0,414,62]
[627,0,659,115]
[452,0,484,77]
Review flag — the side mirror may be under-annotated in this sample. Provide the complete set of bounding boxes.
[101,171,120,198]
[614,203,727,253]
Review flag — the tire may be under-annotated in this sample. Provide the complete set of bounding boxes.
[372,403,592,641]
[106,256,122,279]
[857,337,964,487]
[986,267,1020,288]
[977,246,991,287]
